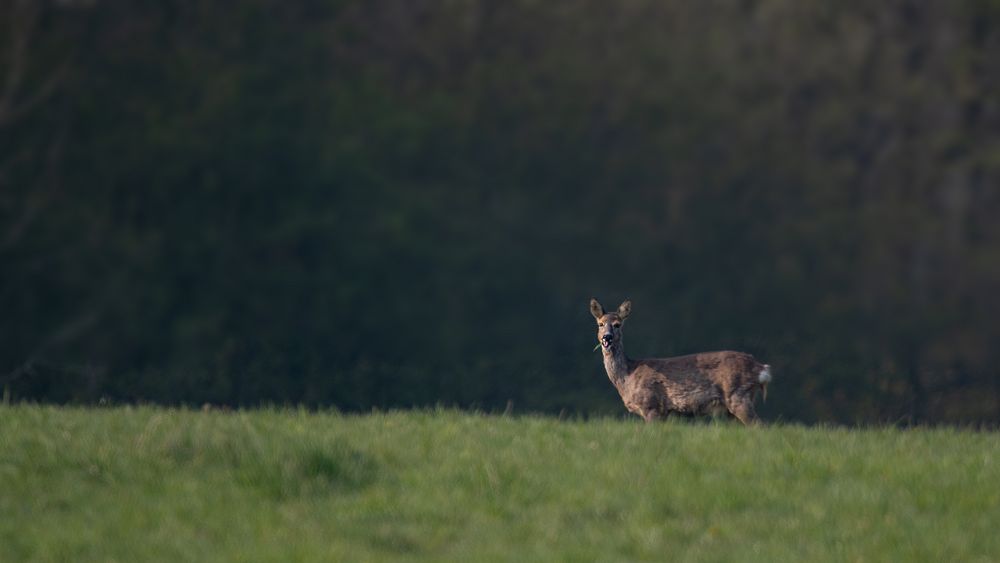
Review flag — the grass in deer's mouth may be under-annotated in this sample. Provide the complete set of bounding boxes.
[1,405,999,562]
[595,340,613,351]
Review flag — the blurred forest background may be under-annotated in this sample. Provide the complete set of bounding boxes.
[3,0,1000,424]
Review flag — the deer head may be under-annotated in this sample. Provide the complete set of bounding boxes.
[590,298,631,351]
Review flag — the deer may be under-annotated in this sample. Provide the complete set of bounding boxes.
[590,298,771,425]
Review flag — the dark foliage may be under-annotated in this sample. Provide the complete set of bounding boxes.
[3,0,1000,423]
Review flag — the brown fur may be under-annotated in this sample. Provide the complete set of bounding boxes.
[590,298,770,425]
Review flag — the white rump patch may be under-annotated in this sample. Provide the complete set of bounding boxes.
[759,364,772,383]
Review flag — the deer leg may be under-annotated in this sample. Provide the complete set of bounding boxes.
[642,409,665,423]
[727,396,760,426]
[708,403,731,421]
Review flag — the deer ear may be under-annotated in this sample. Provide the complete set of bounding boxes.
[617,300,632,320]
[589,298,605,320]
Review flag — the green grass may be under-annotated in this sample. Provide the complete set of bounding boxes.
[1,406,999,562]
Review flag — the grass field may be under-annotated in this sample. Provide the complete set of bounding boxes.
[1,406,998,562]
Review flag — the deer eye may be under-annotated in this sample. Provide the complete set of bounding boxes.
[598,322,605,327]
[612,322,621,328]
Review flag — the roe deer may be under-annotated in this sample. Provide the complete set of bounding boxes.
[590,298,771,425]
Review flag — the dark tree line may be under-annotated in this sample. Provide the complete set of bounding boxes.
[3,0,1000,423]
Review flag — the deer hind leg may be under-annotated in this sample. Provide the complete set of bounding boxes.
[726,395,760,426]
[642,409,666,423]
[708,402,731,421]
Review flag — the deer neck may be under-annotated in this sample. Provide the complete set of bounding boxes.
[602,341,630,391]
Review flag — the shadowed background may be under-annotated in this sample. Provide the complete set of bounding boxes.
[3,0,999,423]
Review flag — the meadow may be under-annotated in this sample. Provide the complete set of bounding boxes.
[1,405,998,562]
